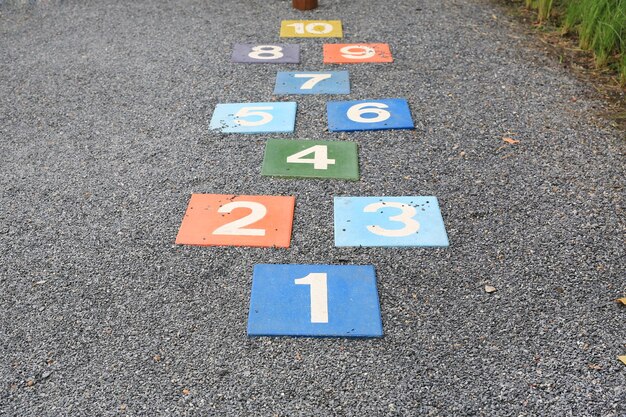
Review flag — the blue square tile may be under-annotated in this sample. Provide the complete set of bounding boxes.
[327,98,414,131]
[334,196,449,247]
[209,102,296,134]
[274,71,350,95]
[248,264,383,338]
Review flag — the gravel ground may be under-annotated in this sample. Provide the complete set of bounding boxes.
[1,0,624,415]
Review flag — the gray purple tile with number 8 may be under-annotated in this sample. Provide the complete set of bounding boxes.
[232,44,300,64]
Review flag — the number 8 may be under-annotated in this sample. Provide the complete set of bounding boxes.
[248,45,284,60]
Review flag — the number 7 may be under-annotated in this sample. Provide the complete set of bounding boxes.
[294,73,332,90]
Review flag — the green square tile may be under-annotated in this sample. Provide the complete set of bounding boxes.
[261,139,359,180]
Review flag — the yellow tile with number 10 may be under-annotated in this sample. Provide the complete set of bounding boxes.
[280,20,343,38]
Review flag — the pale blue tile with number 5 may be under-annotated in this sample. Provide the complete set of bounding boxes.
[327,98,414,131]
[247,264,383,338]
[334,196,449,247]
[274,71,350,95]
[209,102,297,134]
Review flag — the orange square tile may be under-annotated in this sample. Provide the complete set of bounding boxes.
[175,194,295,248]
[323,43,393,64]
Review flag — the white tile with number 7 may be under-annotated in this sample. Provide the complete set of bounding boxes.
[209,102,297,134]
[334,196,449,247]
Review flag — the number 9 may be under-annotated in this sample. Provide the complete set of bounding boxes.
[339,45,376,60]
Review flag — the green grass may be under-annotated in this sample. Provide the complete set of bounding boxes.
[523,0,626,84]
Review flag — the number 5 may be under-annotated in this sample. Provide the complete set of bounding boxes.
[364,202,420,237]
[235,106,273,126]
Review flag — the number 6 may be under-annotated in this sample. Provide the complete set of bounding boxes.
[346,102,391,123]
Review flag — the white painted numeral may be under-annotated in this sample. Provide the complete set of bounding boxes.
[294,273,329,323]
[248,45,284,60]
[339,45,376,60]
[212,201,267,236]
[364,202,420,237]
[234,106,273,126]
[346,102,391,123]
[286,145,336,170]
[293,73,333,90]
[287,22,333,35]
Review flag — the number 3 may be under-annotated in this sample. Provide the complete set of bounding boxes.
[364,202,420,237]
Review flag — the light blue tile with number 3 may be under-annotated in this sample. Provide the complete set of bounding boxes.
[247,264,383,338]
[274,71,350,95]
[209,102,296,134]
[327,98,414,131]
[334,196,449,247]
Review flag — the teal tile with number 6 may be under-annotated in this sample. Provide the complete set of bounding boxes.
[209,102,296,134]
[327,98,414,132]
[334,196,449,247]
[247,264,383,338]
[274,71,350,95]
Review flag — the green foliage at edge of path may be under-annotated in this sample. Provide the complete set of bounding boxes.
[524,0,626,84]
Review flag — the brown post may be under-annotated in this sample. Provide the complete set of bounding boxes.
[293,0,318,10]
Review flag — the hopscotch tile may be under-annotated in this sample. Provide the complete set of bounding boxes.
[261,139,359,180]
[274,71,350,95]
[323,43,393,64]
[175,194,295,248]
[334,196,449,247]
[280,20,343,38]
[232,44,300,64]
[209,102,296,134]
[327,98,414,132]
[247,264,383,337]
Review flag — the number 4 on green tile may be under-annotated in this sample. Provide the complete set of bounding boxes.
[262,139,359,180]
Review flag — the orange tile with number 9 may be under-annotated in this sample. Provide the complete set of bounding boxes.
[175,194,296,248]
[323,43,393,64]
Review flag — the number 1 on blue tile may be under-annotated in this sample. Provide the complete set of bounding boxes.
[247,264,383,337]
